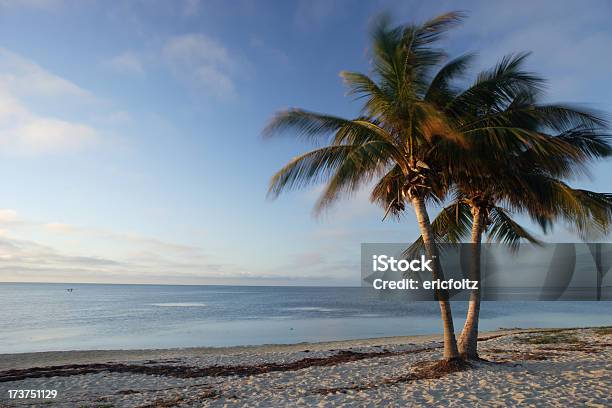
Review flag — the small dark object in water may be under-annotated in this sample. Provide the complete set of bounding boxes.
[66,288,73,292]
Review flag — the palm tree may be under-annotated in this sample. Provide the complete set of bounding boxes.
[413,180,612,359]
[401,56,612,359]
[263,13,594,362]
[264,12,470,361]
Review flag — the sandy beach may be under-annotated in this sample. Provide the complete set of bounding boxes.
[0,327,610,407]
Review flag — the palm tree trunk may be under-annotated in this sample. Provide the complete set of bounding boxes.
[458,206,482,359]
[411,196,460,361]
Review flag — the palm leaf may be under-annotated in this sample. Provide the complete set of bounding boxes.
[262,109,350,144]
[267,145,356,198]
[425,53,475,107]
[487,206,542,250]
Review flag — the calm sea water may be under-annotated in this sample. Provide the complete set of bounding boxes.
[0,283,610,354]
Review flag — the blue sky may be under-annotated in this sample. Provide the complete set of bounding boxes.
[0,0,611,285]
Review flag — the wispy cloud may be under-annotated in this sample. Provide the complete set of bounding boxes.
[453,0,612,102]
[0,48,92,100]
[162,33,245,100]
[102,33,246,100]
[0,209,19,224]
[104,51,144,75]
[0,91,96,156]
[0,209,238,283]
[0,209,363,285]
[0,110,96,155]
[0,49,98,155]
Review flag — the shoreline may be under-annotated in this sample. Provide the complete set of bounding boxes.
[0,326,606,371]
[0,332,450,371]
[0,327,549,371]
[1,326,610,407]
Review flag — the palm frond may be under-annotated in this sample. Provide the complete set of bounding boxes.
[370,165,406,219]
[487,207,542,250]
[534,104,609,133]
[267,145,356,198]
[425,53,475,107]
[565,189,612,238]
[411,11,466,45]
[313,141,392,213]
[262,109,349,144]
[522,177,612,238]
[554,126,612,159]
[446,52,545,115]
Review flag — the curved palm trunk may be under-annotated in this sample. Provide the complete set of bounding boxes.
[411,196,460,361]
[458,206,482,359]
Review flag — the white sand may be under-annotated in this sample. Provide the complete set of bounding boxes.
[0,327,610,407]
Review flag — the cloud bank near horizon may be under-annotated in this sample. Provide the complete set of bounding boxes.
[0,209,361,285]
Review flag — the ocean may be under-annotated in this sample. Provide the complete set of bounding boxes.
[0,283,610,354]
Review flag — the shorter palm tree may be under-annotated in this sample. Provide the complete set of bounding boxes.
[409,182,612,359]
[405,129,612,359]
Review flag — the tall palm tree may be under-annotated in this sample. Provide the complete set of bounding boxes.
[264,12,470,361]
[263,13,593,362]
